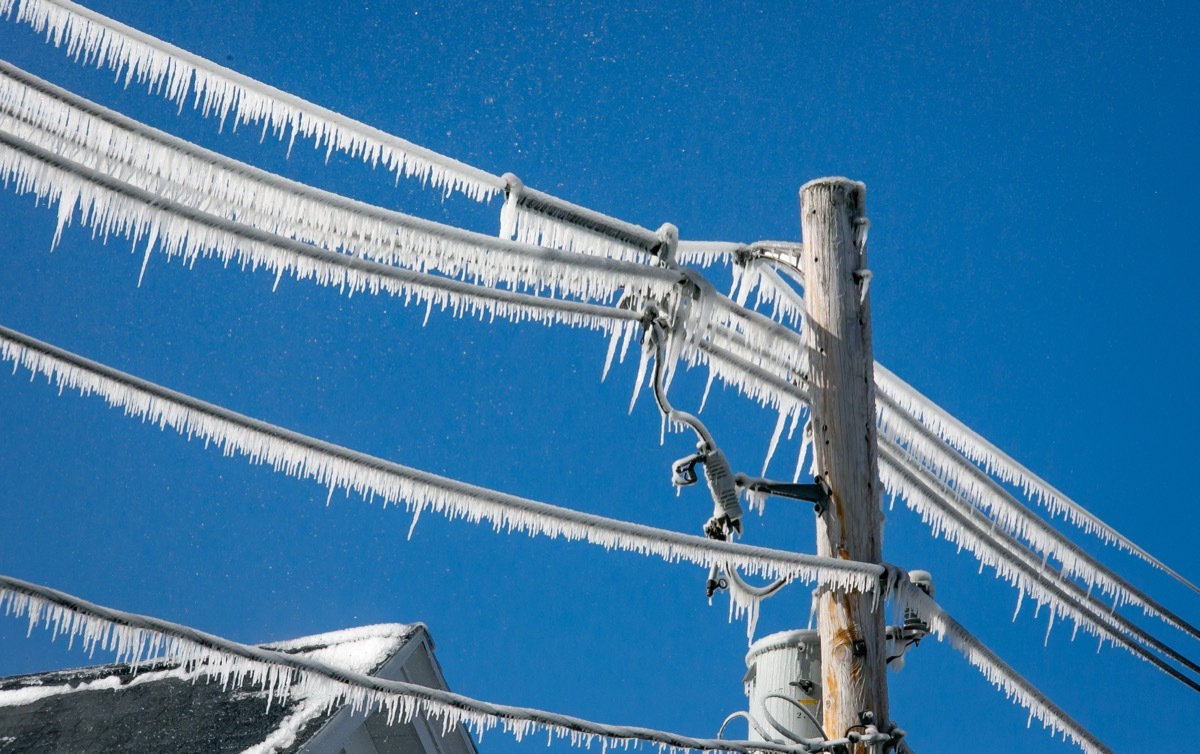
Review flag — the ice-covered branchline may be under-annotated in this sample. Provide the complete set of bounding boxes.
[876,396,1200,643]
[674,240,742,268]
[878,439,1200,691]
[0,131,673,335]
[728,260,804,329]
[0,576,818,754]
[0,64,681,308]
[876,363,1197,593]
[0,0,503,201]
[0,324,883,592]
[898,582,1113,754]
[502,201,653,266]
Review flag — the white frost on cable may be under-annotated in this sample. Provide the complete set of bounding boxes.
[876,364,1195,591]
[0,65,677,310]
[878,442,1195,675]
[876,397,1195,637]
[0,133,665,336]
[0,0,503,201]
[898,582,1112,754]
[501,196,653,265]
[0,326,883,591]
[0,576,816,754]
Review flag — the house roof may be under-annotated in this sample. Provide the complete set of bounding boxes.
[0,623,476,754]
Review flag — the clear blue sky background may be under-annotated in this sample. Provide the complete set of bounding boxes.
[1,1,1197,752]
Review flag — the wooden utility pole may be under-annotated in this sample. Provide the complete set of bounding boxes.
[799,178,888,750]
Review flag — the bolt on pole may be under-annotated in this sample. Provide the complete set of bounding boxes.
[798,178,889,750]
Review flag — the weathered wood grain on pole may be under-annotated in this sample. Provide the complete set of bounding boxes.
[799,178,888,749]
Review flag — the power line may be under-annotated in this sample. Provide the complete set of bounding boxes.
[0,574,822,754]
[0,323,886,591]
[0,0,504,201]
[899,580,1113,754]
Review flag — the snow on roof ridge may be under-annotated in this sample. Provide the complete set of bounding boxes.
[260,623,422,677]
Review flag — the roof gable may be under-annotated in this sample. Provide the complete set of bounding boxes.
[0,623,474,754]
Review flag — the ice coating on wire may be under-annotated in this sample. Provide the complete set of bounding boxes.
[876,363,1196,592]
[876,395,1200,642]
[0,130,672,337]
[0,324,884,592]
[0,66,679,311]
[898,581,1112,754]
[0,0,504,201]
[0,575,822,754]
[878,439,1200,692]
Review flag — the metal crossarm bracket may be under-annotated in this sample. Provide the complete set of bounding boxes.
[735,474,832,515]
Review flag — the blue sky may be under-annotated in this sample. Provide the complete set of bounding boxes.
[0,1,1197,752]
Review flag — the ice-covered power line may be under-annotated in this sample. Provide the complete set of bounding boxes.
[897,580,1113,754]
[0,61,680,307]
[0,574,822,754]
[0,0,699,264]
[0,0,504,201]
[875,363,1200,594]
[0,324,885,592]
[0,128,676,333]
[878,439,1200,693]
[876,393,1200,644]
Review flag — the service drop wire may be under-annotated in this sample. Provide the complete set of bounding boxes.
[0,574,824,754]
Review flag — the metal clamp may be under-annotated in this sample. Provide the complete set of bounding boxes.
[735,473,832,515]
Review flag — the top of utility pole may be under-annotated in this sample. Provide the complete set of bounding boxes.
[799,178,889,751]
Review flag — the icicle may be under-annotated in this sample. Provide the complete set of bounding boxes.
[629,338,651,414]
[762,408,788,476]
[793,418,812,483]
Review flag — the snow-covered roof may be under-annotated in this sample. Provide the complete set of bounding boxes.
[0,622,472,754]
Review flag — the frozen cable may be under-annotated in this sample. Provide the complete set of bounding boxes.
[0,574,814,754]
[0,323,887,591]
[763,694,827,743]
[878,439,1200,693]
[899,582,1113,754]
[0,128,672,331]
[0,0,504,200]
[716,712,786,746]
[0,61,679,307]
[875,363,1199,594]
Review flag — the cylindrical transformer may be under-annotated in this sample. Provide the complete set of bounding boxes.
[744,629,823,741]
